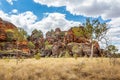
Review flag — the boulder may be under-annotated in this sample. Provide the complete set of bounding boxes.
[67,42,100,57]
[52,42,66,57]
[64,28,76,44]
[41,49,52,57]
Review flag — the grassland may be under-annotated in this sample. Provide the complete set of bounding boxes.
[0,58,120,80]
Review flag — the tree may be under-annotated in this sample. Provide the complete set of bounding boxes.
[28,41,35,49]
[83,18,109,57]
[18,27,28,40]
[31,29,43,39]
[31,29,44,49]
[107,45,118,55]
[107,45,118,65]
[6,30,14,42]
[14,28,25,41]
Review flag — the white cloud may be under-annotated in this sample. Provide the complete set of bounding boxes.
[6,0,17,5]
[32,13,80,35]
[11,9,18,13]
[34,0,66,7]
[33,0,120,19]
[0,10,80,35]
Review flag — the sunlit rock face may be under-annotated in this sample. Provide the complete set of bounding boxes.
[0,29,6,41]
[64,28,76,44]
[45,28,65,44]
[0,18,17,30]
[0,18,17,41]
[64,27,90,44]
[67,42,100,57]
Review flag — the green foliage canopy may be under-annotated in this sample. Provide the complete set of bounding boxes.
[107,45,118,54]
[28,41,35,49]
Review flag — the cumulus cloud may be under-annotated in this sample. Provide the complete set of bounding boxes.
[32,13,80,35]
[33,0,120,19]
[11,9,18,13]
[0,10,80,35]
[34,0,66,7]
[6,0,17,5]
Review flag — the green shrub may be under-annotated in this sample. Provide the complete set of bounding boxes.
[34,53,41,60]
[45,45,52,49]
[73,53,78,60]
[28,41,35,49]
[65,51,71,58]
[72,45,79,53]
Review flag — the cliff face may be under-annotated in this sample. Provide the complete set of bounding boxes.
[0,18,17,41]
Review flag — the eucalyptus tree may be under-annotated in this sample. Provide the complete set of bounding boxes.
[83,18,109,57]
[31,29,43,41]
[31,29,44,50]
[28,41,35,49]
[18,27,28,40]
[6,30,14,42]
[14,28,27,42]
[107,45,118,55]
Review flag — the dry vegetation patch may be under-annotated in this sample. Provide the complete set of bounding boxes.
[0,58,120,80]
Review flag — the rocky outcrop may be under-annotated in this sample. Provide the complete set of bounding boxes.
[0,18,17,41]
[0,17,102,57]
[67,42,100,57]
[30,29,45,49]
[40,27,101,57]
[52,41,66,57]
[17,41,30,53]
[64,28,76,44]
[64,27,90,44]
[46,28,65,44]
[0,18,30,55]
[45,27,90,45]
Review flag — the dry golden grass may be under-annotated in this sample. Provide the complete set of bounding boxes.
[0,58,120,80]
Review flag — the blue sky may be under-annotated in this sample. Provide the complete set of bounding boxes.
[0,0,120,51]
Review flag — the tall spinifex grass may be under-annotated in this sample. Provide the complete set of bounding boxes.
[0,58,120,80]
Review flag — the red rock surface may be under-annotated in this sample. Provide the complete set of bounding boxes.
[0,18,17,41]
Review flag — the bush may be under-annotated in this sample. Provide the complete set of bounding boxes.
[34,53,41,60]
[72,45,80,53]
[45,45,52,50]
[28,41,35,49]
[6,31,14,42]
[73,53,78,60]
[65,51,71,58]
